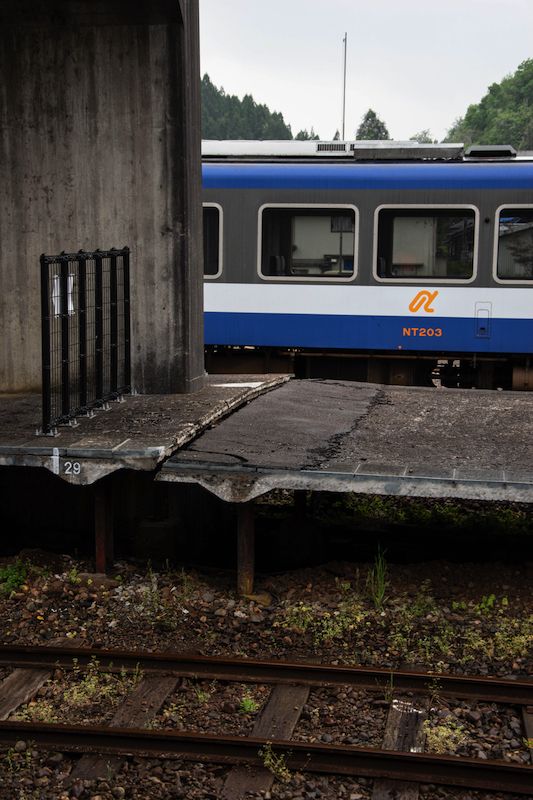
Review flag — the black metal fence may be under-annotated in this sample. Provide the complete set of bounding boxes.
[40,248,131,434]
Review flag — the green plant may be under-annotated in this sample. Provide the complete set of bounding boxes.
[63,657,143,708]
[276,597,367,649]
[471,594,509,615]
[259,742,291,783]
[410,580,437,617]
[239,691,259,714]
[279,601,315,634]
[382,672,395,704]
[0,560,27,595]
[194,686,212,704]
[135,568,178,631]
[13,700,58,723]
[67,567,81,585]
[423,718,466,754]
[366,547,388,609]
[161,700,187,724]
[426,676,443,707]
[3,742,35,774]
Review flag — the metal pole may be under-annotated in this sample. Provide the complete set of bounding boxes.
[94,252,103,403]
[123,247,131,391]
[40,255,52,434]
[109,250,118,394]
[78,254,87,410]
[60,256,70,418]
[342,32,347,140]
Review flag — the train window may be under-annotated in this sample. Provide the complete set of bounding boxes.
[259,205,357,280]
[376,207,476,281]
[203,204,222,278]
[496,207,533,281]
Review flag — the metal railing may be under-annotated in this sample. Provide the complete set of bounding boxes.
[40,248,131,435]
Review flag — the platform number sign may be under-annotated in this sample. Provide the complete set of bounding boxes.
[63,461,81,476]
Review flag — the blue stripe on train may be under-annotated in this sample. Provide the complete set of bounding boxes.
[205,312,533,354]
[203,163,533,191]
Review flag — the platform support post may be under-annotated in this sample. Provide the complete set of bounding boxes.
[94,481,114,574]
[294,490,307,519]
[237,503,255,596]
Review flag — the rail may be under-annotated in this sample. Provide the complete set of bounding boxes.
[0,646,531,795]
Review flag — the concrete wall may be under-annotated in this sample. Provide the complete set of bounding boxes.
[0,0,205,393]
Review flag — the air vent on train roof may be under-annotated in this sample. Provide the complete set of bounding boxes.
[465,144,517,159]
[316,142,347,152]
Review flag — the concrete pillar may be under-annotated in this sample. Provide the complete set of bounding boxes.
[0,0,205,393]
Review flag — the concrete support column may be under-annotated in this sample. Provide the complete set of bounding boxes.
[0,0,204,394]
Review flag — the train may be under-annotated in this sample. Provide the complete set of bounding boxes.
[201,140,533,389]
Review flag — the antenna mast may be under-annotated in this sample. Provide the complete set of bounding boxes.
[342,32,347,140]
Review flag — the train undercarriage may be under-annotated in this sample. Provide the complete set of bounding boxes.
[205,346,532,391]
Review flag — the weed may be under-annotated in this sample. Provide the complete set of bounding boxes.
[423,718,466,754]
[366,547,388,609]
[410,580,437,617]
[67,567,81,585]
[239,691,259,714]
[493,616,533,661]
[382,673,395,704]
[0,560,27,595]
[426,676,443,707]
[259,742,291,783]
[63,657,143,708]
[13,699,58,723]
[451,600,468,612]
[194,685,213,704]
[335,577,352,595]
[278,601,315,635]
[471,594,509,616]
[161,700,187,724]
[276,596,368,649]
[4,744,34,773]
[135,568,178,631]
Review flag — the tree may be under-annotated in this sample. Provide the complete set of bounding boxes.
[443,59,533,150]
[355,109,390,140]
[295,127,320,140]
[201,74,293,140]
[409,129,435,144]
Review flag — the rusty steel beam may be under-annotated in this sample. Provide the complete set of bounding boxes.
[0,646,531,706]
[94,480,114,574]
[0,722,531,794]
[237,503,255,596]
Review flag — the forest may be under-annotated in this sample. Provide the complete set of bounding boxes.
[202,59,533,149]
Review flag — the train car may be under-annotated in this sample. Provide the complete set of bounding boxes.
[202,140,533,389]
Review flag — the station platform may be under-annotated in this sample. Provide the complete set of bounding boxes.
[0,375,289,485]
[158,379,533,505]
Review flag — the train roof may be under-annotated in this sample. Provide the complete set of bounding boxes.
[202,140,532,163]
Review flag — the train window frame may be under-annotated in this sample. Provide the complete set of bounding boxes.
[493,204,533,284]
[257,203,359,282]
[203,202,223,280]
[373,204,479,284]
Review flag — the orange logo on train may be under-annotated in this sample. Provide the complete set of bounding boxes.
[408,290,439,314]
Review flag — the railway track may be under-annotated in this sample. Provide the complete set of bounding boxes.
[0,645,531,798]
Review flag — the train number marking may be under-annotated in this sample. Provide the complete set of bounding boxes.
[64,461,81,475]
[403,327,443,337]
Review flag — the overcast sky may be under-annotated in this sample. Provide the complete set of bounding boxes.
[199,0,533,142]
